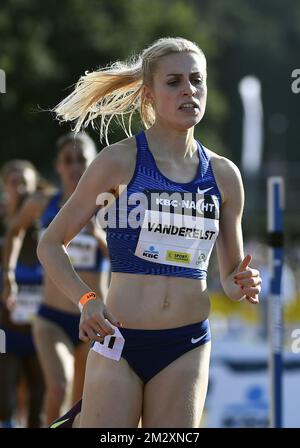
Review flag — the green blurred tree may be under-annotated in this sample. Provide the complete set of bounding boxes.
[0,0,226,179]
[1,0,299,235]
[191,0,300,164]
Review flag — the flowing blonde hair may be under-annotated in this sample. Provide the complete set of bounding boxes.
[53,37,206,144]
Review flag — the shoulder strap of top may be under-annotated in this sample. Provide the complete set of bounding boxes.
[198,142,211,179]
[48,190,62,210]
[135,131,156,170]
[40,190,62,228]
[135,130,148,152]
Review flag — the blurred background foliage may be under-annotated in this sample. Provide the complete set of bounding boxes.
[0,0,299,236]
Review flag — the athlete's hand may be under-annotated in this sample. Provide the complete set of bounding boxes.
[234,254,261,304]
[2,272,18,310]
[79,298,120,343]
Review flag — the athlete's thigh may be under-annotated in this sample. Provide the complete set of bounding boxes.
[72,341,90,403]
[80,349,143,428]
[32,315,74,386]
[142,342,211,428]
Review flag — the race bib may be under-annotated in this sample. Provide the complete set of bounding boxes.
[39,228,98,270]
[135,191,220,270]
[10,285,42,324]
[92,324,125,361]
[67,233,98,269]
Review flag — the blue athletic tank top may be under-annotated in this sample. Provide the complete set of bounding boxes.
[14,226,43,285]
[105,131,222,279]
[15,263,43,285]
[5,194,43,285]
[40,191,105,272]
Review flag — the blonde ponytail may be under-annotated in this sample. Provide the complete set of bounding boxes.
[54,60,147,144]
[53,37,205,144]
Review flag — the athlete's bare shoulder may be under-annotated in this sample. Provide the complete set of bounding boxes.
[203,146,243,204]
[92,135,137,187]
[100,136,136,165]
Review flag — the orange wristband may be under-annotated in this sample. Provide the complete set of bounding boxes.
[78,291,97,312]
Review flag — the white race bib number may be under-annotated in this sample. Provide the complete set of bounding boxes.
[67,233,98,269]
[135,193,219,270]
[92,324,125,361]
[10,285,42,324]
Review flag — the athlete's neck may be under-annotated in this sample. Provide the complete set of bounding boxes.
[5,198,18,218]
[145,125,196,161]
[5,193,25,218]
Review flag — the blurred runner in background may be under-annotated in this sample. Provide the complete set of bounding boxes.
[2,133,109,425]
[0,160,45,427]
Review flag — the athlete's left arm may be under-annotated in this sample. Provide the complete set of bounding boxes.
[213,156,261,304]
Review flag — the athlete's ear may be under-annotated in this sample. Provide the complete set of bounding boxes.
[143,84,155,105]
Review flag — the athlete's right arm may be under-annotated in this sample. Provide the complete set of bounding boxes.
[2,194,46,306]
[37,143,133,341]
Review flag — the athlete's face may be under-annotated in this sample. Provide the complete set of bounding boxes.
[56,142,93,190]
[4,168,37,201]
[144,52,207,131]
